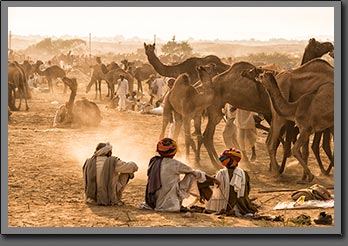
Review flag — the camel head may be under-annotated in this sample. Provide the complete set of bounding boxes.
[196,64,216,84]
[302,38,334,64]
[144,42,155,56]
[62,76,78,92]
[240,67,264,82]
[256,71,278,92]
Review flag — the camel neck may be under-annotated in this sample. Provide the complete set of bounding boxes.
[262,75,298,120]
[147,52,179,78]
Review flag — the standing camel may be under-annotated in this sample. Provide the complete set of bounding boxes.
[53,77,102,128]
[246,70,333,183]
[300,38,334,175]
[160,64,221,164]
[202,62,272,169]
[8,61,29,111]
[144,43,230,84]
[86,63,109,100]
[86,65,134,100]
[34,60,66,94]
[239,59,333,177]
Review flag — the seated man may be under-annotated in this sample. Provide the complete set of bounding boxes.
[144,138,219,212]
[83,142,138,206]
[205,148,258,216]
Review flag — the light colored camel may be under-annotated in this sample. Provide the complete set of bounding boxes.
[160,64,218,164]
[251,70,333,183]
[53,77,102,128]
[144,43,230,84]
[35,60,66,94]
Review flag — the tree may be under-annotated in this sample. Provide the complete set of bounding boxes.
[160,36,193,62]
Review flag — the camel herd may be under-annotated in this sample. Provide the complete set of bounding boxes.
[8,37,335,183]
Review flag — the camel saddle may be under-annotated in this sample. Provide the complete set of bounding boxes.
[291,184,332,201]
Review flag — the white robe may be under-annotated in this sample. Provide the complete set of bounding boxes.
[205,167,246,212]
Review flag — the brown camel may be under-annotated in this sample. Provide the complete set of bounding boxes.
[300,38,335,175]
[8,61,29,111]
[86,63,109,100]
[144,43,230,84]
[202,62,272,169]
[248,70,334,183]
[35,60,66,94]
[160,64,219,164]
[272,38,335,176]
[53,76,102,128]
[240,58,333,178]
[86,65,134,100]
[121,59,157,96]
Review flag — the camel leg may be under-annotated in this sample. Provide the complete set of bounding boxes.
[193,115,202,162]
[322,129,334,175]
[291,130,314,184]
[300,138,310,181]
[265,119,285,175]
[172,112,182,141]
[250,146,256,161]
[203,107,224,169]
[183,118,197,160]
[160,102,173,139]
[98,80,102,100]
[311,131,326,174]
[94,82,98,100]
[279,122,294,173]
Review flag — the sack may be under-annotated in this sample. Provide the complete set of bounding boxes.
[291,184,332,201]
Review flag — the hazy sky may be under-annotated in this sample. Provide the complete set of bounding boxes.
[8,7,334,41]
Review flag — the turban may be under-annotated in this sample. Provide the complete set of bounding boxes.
[94,142,113,157]
[219,148,242,167]
[156,138,177,157]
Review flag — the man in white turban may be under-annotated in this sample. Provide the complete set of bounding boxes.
[83,142,138,206]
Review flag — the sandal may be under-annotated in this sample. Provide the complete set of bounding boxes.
[314,212,333,225]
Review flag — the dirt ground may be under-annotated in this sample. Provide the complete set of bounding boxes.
[7,75,335,230]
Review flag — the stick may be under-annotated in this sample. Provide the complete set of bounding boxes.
[258,186,334,194]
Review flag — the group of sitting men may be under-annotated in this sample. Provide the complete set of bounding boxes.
[82,138,258,216]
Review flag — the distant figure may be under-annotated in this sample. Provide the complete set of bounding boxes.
[115,74,129,112]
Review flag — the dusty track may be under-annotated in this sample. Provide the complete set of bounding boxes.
[7,81,335,229]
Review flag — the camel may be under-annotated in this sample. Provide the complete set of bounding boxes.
[34,60,66,94]
[86,64,133,100]
[8,61,29,111]
[300,38,335,175]
[201,62,272,169]
[160,64,219,164]
[144,43,230,84]
[86,63,109,99]
[271,38,335,176]
[121,59,157,96]
[240,58,333,178]
[300,38,334,65]
[53,76,102,128]
[246,70,333,183]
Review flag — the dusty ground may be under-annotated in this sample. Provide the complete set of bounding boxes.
[7,75,335,230]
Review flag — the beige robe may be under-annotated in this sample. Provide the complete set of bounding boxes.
[153,158,206,212]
